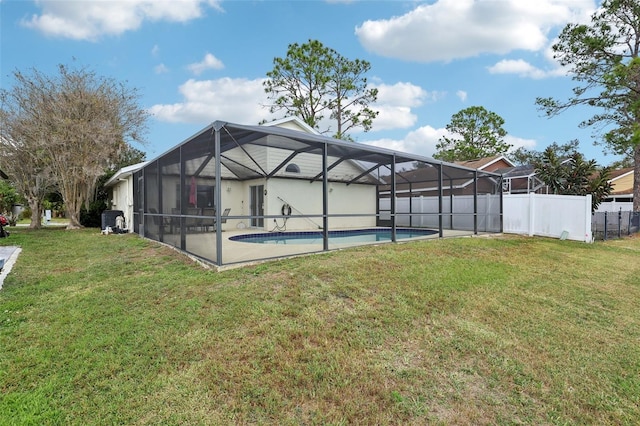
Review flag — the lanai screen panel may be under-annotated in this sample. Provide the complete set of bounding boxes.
[135,120,503,267]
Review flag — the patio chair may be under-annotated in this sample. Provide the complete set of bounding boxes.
[202,207,216,232]
[216,208,231,231]
[186,207,202,232]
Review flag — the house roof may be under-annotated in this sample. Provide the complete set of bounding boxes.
[455,155,515,171]
[104,161,148,188]
[608,167,633,181]
[261,116,320,135]
[607,167,634,195]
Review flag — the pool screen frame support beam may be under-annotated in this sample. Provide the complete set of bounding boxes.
[438,163,444,238]
[391,154,397,242]
[322,142,329,251]
[215,128,223,266]
[474,170,478,235]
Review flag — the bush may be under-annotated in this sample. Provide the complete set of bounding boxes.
[80,200,107,228]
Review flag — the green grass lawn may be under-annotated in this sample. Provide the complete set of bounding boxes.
[1,228,639,425]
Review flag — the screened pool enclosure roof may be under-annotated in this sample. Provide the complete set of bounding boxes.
[155,120,501,185]
[135,119,503,268]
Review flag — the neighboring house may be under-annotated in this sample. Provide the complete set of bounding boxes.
[455,155,514,173]
[380,155,510,199]
[104,161,148,232]
[597,167,634,212]
[468,155,551,195]
[606,167,634,202]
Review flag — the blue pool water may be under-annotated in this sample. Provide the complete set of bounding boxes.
[229,228,437,245]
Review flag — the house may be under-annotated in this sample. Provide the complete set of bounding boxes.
[104,161,148,232]
[606,167,634,202]
[597,167,634,212]
[378,154,510,199]
[455,155,514,173]
[129,118,502,266]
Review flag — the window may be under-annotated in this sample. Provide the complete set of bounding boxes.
[285,163,300,173]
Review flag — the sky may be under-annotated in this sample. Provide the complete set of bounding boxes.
[1,0,622,166]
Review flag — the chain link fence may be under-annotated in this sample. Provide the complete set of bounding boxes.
[592,210,640,240]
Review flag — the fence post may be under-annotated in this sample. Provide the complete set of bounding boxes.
[618,208,622,238]
[604,211,608,241]
[585,194,593,242]
[528,192,535,237]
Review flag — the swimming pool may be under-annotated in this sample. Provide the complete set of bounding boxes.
[229,228,437,245]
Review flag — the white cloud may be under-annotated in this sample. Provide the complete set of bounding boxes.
[456,90,467,102]
[151,44,160,57]
[363,125,451,158]
[154,63,169,74]
[370,82,443,131]
[375,82,428,107]
[355,0,596,63]
[487,59,547,79]
[148,77,274,125]
[187,53,225,75]
[487,57,569,79]
[505,134,537,152]
[21,0,223,41]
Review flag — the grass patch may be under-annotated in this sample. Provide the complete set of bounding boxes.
[1,229,639,424]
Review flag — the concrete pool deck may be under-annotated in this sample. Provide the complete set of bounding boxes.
[156,227,481,270]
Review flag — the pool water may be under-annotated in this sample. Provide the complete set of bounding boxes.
[229,228,437,245]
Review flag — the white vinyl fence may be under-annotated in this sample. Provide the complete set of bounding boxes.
[379,194,502,233]
[595,201,633,212]
[503,193,592,242]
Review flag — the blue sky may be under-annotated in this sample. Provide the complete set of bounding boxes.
[1,0,620,166]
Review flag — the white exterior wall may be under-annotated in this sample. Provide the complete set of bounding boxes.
[233,179,376,231]
[109,177,135,232]
[503,193,592,242]
[218,179,244,230]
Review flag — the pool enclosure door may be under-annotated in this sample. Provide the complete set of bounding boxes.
[250,185,264,228]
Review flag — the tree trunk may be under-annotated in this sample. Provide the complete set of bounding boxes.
[66,208,83,229]
[634,144,640,212]
[27,197,42,229]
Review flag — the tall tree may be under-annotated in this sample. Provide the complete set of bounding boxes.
[536,0,640,211]
[0,64,148,229]
[434,106,511,162]
[264,39,378,140]
[511,140,580,166]
[534,148,612,211]
[0,104,56,229]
